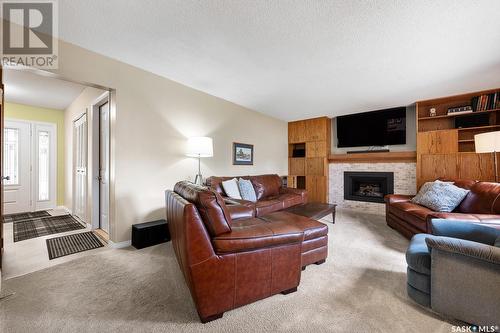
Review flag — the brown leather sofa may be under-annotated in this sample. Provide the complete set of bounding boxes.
[385,179,500,239]
[206,174,307,217]
[165,181,327,323]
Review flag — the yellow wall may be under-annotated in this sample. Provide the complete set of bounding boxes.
[5,102,65,206]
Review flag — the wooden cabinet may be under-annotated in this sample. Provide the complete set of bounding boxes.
[417,130,458,154]
[306,141,327,158]
[288,121,306,143]
[419,154,458,186]
[306,158,325,176]
[288,117,331,203]
[416,88,500,187]
[305,117,328,141]
[458,153,495,181]
[306,176,327,203]
[289,158,305,176]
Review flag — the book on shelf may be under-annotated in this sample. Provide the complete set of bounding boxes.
[471,92,500,112]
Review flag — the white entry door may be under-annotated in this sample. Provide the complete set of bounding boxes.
[73,114,87,222]
[3,121,31,214]
[99,102,110,233]
[3,120,56,214]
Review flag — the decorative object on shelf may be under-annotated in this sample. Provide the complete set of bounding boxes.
[186,136,213,185]
[429,108,437,117]
[233,142,253,165]
[447,105,473,116]
[474,131,500,182]
[471,92,499,111]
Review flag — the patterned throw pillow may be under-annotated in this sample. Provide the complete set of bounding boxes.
[411,181,469,212]
[221,178,242,200]
[238,178,257,202]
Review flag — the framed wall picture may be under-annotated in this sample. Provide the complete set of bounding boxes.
[233,142,254,165]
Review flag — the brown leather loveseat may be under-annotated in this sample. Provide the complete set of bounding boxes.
[165,181,328,323]
[385,179,500,238]
[206,174,307,218]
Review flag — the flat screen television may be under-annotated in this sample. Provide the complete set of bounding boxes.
[337,107,406,148]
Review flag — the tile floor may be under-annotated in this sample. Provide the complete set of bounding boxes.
[2,208,109,279]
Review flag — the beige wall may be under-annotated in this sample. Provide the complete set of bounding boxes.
[64,87,107,218]
[53,41,287,243]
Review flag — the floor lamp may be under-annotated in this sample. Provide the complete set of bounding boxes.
[475,131,500,182]
[186,137,213,185]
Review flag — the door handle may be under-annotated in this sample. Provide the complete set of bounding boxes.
[2,176,10,181]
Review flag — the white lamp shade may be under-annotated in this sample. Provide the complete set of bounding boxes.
[475,131,500,153]
[186,137,213,157]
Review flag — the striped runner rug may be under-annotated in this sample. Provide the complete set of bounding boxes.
[46,232,104,260]
[3,210,51,223]
[14,215,85,242]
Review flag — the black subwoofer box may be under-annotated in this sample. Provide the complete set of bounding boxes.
[132,219,170,249]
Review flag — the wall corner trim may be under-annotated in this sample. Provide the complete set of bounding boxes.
[108,240,132,249]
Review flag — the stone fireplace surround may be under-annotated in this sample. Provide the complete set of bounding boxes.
[329,162,417,215]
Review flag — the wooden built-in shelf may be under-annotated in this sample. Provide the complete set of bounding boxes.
[458,139,475,143]
[418,108,500,121]
[329,151,416,163]
[457,124,500,132]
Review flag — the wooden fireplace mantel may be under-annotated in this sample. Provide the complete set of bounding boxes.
[328,151,416,163]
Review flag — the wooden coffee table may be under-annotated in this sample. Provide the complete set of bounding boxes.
[284,203,337,223]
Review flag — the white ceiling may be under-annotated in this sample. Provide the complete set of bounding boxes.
[4,69,86,110]
[59,0,500,120]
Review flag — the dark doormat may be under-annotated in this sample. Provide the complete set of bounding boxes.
[3,210,51,223]
[46,231,104,260]
[14,215,85,242]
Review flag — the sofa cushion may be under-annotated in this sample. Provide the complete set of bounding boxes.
[457,182,500,214]
[276,193,304,209]
[174,181,232,236]
[406,233,432,275]
[226,203,254,220]
[212,219,303,254]
[411,181,469,212]
[259,211,328,241]
[238,178,257,202]
[222,178,242,200]
[255,199,284,216]
[250,174,282,200]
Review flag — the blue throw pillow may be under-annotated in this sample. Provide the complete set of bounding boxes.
[238,178,257,202]
[411,181,469,213]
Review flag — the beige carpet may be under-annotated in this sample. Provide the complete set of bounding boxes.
[0,209,454,332]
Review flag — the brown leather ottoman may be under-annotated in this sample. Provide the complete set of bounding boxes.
[260,211,329,268]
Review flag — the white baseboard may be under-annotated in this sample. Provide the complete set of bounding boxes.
[108,240,132,249]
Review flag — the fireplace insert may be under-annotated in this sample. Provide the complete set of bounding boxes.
[344,172,394,203]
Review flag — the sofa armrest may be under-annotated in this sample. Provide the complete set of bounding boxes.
[426,236,500,265]
[384,194,413,205]
[429,219,500,245]
[213,220,303,254]
[280,187,308,203]
[428,236,500,325]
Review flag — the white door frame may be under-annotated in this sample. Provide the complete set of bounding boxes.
[3,118,57,213]
[90,92,110,232]
[72,112,88,223]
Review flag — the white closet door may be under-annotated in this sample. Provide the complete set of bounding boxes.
[73,114,87,222]
[3,121,31,214]
[99,102,109,233]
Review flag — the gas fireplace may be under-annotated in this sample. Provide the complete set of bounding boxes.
[344,171,394,203]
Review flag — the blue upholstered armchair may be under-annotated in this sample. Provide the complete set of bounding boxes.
[406,219,500,326]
